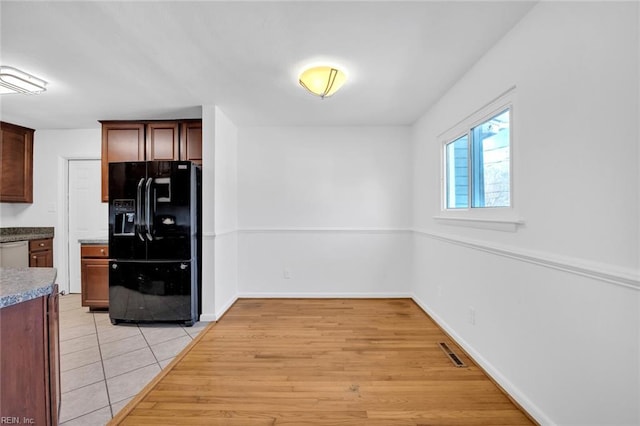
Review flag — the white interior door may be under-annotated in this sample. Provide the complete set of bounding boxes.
[68,159,108,293]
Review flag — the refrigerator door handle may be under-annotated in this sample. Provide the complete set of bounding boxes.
[136,178,145,242]
[145,177,154,241]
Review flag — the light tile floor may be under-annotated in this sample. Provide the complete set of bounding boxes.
[58,293,209,426]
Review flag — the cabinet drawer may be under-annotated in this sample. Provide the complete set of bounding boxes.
[81,245,109,258]
[29,238,52,252]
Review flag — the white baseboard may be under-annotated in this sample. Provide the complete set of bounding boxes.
[215,295,239,320]
[238,227,412,234]
[200,292,411,320]
[199,295,240,322]
[198,313,217,322]
[410,294,554,426]
[237,292,412,299]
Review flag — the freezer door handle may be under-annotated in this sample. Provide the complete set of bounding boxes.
[145,177,154,241]
[136,178,145,242]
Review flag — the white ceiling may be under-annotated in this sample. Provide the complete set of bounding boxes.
[0,1,536,130]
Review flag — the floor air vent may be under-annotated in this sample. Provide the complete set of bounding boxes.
[438,342,466,368]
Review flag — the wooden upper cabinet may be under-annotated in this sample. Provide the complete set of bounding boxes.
[101,122,145,201]
[146,122,180,161]
[181,120,202,165]
[100,120,201,202]
[0,121,34,203]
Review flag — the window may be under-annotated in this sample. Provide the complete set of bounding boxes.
[444,108,511,210]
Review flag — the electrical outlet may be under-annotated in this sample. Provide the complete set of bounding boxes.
[469,307,476,325]
[283,268,291,279]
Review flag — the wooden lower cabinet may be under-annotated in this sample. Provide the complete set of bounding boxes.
[81,245,109,309]
[0,286,60,426]
[30,237,54,267]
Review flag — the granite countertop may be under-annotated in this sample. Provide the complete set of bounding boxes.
[0,267,58,308]
[0,227,55,243]
[78,238,108,245]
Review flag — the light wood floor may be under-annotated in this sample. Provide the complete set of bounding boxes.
[109,299,535,425]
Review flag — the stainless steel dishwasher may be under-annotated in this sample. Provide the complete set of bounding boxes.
[0,240,29,267]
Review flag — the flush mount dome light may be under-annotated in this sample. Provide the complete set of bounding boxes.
[299,66,346,99]
[0,66,47,94]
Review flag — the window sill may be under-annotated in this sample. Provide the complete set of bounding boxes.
[433,216,524,232]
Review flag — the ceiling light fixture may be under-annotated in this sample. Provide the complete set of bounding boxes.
[0,66,47,95]
[299,66,346,99]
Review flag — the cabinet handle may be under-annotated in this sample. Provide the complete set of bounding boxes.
[32,255,37,259]
[100,249,105,254]
[39,243,45,247]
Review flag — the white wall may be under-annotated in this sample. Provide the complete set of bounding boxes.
[200,105,240,321]
[0,128,102,291]
[237,126,412,297]
[213,106,238,316]
[0,128,101,227]
[411,2,639,425]
[200,105,216,320]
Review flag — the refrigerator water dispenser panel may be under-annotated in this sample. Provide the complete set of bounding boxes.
[155,177,171,202]
[113,199,136,235]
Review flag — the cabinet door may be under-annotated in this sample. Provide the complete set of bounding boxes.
[147,122,179,161]
[47,287,60,425]
[81,258,109,308]
[180,120,202,165]
[0,121,34,203]
[101,122,145,202]
[0,296,48,425]
[30,250,53,267]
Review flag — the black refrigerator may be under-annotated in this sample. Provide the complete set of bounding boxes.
[108,160,201,326]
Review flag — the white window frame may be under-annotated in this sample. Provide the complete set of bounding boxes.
[436,87,523,232]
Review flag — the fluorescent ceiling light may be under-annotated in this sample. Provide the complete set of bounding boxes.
[0,66,47,94]
[299,66,346,99]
